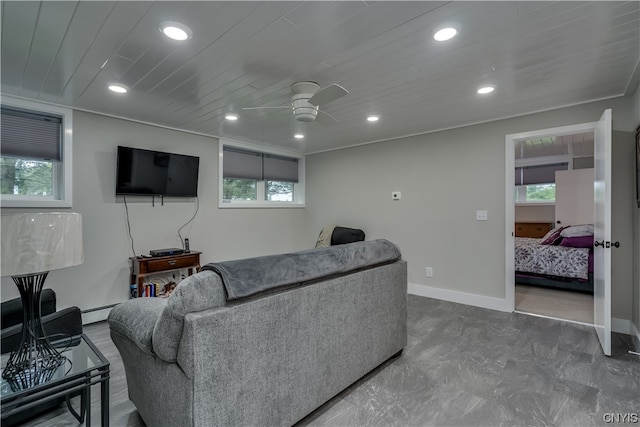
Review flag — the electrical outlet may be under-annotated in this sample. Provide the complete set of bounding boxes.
[392,191,401,200]
[425,267,433,278]
[476,210,488,221]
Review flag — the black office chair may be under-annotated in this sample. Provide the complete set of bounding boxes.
[315,225,366,247]
[1,289,83,426]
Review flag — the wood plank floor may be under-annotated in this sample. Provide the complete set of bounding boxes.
[13,295,640,426]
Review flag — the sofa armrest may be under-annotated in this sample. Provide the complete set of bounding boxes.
[108,298,167,356]
[1,306,83,353]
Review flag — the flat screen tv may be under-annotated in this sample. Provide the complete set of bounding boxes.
[116,146,199,197]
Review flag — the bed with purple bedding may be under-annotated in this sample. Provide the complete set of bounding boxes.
[514,233,594,293]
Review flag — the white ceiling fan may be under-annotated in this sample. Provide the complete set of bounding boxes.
[242,81,348,125]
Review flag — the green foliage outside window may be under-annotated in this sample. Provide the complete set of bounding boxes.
[1,157,53,196]
[223,178,257,200]
[266,181,293,201]
[526,184,555,201]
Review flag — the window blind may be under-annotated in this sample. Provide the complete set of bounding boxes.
[223,147,263,180]
[515,162,568,186]
[263,154,299,183]
[1,107,62,161]
[223,147,299,182]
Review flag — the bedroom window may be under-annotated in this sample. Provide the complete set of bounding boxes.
[0,97,73,208]
[515,184,556,203]
[515,162,566,204]
[219,141,304,208]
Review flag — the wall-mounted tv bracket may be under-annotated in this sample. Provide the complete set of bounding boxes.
[151,195,165,207]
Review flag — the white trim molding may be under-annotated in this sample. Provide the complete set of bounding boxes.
[81,306,113,325]
[505,121,597,314]
[408,283,511,313]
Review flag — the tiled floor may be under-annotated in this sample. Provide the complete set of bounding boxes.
[16,295,640,427]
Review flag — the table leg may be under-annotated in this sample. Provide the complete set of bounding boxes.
[101,365,110,427]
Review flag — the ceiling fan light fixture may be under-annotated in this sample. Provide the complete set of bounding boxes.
[225,114,238,121]
[434,27,458,42]
[108,83,129,94]
[477,85,495,94]
[367,115,380,122]
[160,21,193,41]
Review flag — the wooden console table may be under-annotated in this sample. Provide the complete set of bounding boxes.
[130,251,201,297]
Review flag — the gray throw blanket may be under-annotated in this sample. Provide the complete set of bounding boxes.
[202,239,401,300]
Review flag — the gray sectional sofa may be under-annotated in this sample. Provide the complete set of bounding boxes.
[108,239,407,427]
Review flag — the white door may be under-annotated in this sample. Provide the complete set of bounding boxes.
[593,109,612,356]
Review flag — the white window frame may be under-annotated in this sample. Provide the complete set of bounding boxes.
[218,139,305,208]
[0,96,74,208]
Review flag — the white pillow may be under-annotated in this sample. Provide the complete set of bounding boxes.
[560,224,594,237]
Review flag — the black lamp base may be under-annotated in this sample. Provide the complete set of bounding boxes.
[1,273,66,391]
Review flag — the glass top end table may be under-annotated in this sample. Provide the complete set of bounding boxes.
[1,334,110,426]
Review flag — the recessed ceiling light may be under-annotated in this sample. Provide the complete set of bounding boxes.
[477,86,495,94]
[294,133,304,139]
[108,83,129,94]
[225,114,238,121]
[160,21,193,41]
[367,115,380,122]
[434,27,458,42]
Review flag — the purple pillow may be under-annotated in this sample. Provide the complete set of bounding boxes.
[560,236,594,248]
[540,226,566,245]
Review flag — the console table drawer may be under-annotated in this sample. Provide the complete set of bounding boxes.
[145,254,199,273]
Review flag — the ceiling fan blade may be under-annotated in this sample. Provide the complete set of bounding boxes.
[315,109,338,126]
[241,106,290,110]
[308,84,348,106]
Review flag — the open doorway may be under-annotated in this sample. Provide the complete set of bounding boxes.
[506,111,613,355]
[506,123,596,325]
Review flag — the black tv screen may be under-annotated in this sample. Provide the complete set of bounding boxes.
[116,146,199,197]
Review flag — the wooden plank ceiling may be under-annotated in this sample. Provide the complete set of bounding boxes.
[2,1,639,154]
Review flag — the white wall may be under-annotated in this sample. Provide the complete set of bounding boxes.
[1,111,312,310]
[307,96,636,320]
[632,83,640,343]
[2,95,637,327]
[554,168,594,226]
[515,205,555,223]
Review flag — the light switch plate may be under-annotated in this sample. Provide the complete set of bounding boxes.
[392,191,401,200]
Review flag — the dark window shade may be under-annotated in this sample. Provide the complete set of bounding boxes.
[223,147,299,183]
[223,147,263,180]
[515,162,568,185]
[1,107,62,161]
[263,154,299,183]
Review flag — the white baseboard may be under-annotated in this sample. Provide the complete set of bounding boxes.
[408,283,511,313]
[611,317,631,335]
[408,283,635,337]
[81,306,113,325]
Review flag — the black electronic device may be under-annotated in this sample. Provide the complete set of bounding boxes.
[116,146,200,197]
[184,238,190,253]
[150,248,184,257]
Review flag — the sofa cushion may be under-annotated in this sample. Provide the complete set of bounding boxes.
[202,239,401,300]
[108,297,167,355]
[152,270,227,362]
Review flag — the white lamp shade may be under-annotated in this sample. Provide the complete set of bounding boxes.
[1,212,84,277]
